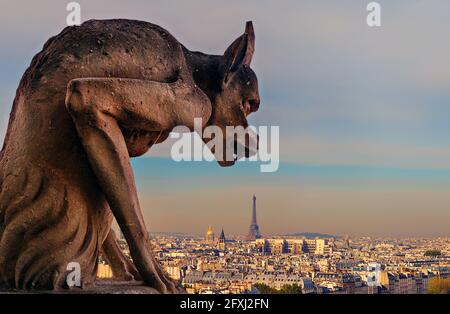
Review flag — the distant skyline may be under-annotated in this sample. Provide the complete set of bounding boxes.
[1,1,450,237]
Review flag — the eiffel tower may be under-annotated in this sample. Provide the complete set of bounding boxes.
[246,194,261,240]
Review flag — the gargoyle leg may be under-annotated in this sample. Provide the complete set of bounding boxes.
[100,228,141,281]
[65,78,208,293]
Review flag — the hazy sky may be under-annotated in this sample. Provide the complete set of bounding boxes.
[0,1,449,237]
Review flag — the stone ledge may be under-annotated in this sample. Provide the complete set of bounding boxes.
[0,280,159,294]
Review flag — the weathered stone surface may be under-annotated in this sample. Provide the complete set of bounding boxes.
[0,19,260,293]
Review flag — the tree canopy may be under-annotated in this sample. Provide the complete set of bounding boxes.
[254,283,303,294]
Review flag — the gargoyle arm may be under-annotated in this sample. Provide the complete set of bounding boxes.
[65,77,209,292]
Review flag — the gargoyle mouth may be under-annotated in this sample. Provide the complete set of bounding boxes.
[240,99,260,117]
[216,128,259,167]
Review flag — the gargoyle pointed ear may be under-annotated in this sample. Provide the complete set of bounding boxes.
[223,21,255,76]
[243,21,255,64]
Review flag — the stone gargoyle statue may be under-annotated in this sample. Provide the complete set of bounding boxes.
[0,19,260,293]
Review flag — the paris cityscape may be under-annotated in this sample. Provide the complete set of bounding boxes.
[99,195,450,294]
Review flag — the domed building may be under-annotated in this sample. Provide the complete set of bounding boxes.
[205,225,215,244]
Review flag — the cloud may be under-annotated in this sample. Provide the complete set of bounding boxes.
[280,134,450,169]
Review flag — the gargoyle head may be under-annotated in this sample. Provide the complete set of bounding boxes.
[203,21,260,167]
